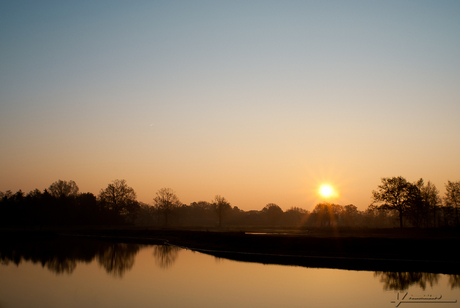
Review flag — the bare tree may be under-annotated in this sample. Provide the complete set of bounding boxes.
[406,178,428,227]
[372,176,416,228]
[342,204,359,227]
[99,179,139,223]
[48,180,79,198]
[311,202,341,227]
[212,195,231,227]
[444,181,460,226]
[420,181,441,227]
[153,188,181,227]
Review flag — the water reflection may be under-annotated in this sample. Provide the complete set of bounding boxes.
[152,245,180,269]
[97,243,140,277]
[370,272,460,291]
[449,275,460,289]
[45,256,77,274]
[0,237,142,277]
[0,238,459,291]
[374,272,441,290]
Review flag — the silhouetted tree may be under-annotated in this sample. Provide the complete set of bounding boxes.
[153,188,181,227]
[212,195,231,227]
[226,205,245,225]
[420,181,441,227]
[364,204,397,228]
[342,204,359,227]
[40,189,57,225]
[405,178,426,227]
[444,181,460,227]
[174,201,216,227]
[135,202,156,226]
[284,207,308,226]
[24,188,45,227]
[262,203,283,226]
[407,179,442,227]
[45,180,81,225]
[310,202,341,227]
[99,179,140,224]
[75,192,102,225]
[12,190,26,227]
[48,180,79,198]
[372,176,417,228]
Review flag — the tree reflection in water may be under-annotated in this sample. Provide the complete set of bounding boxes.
[1,239,460,290]
[0,238,143,277]
[97,243,142,277]
[374,272,444,290]
[45,257,77,274]
[449,275,460,289]
[152,245,180,269]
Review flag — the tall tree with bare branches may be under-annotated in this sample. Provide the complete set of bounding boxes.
[48,180,79,198]
[372,176,417,228]
[99,179,139,223]
[444,181,460,226]
[212,195,231,227]
[153,188,181,227]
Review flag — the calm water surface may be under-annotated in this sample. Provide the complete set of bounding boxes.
[0,239,458,308]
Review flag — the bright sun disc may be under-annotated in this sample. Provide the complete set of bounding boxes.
[319,185,333,198]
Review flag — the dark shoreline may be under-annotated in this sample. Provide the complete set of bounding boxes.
[2,227,460,274]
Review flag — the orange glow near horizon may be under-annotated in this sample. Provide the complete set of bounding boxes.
[1,1,459,214]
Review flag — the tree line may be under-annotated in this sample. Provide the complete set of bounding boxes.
[1,177,459,228]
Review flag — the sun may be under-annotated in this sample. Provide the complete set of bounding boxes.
[319,184,334,198]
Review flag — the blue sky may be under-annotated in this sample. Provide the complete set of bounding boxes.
[1,1,459,210]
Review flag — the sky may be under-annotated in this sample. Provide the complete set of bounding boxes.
[1,1,459,211]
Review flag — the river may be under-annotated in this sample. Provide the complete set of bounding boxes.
[0,238,458,308]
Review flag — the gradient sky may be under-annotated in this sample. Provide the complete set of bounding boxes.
[1,1,459,211]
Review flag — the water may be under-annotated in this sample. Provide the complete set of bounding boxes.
[0,238,458,308]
